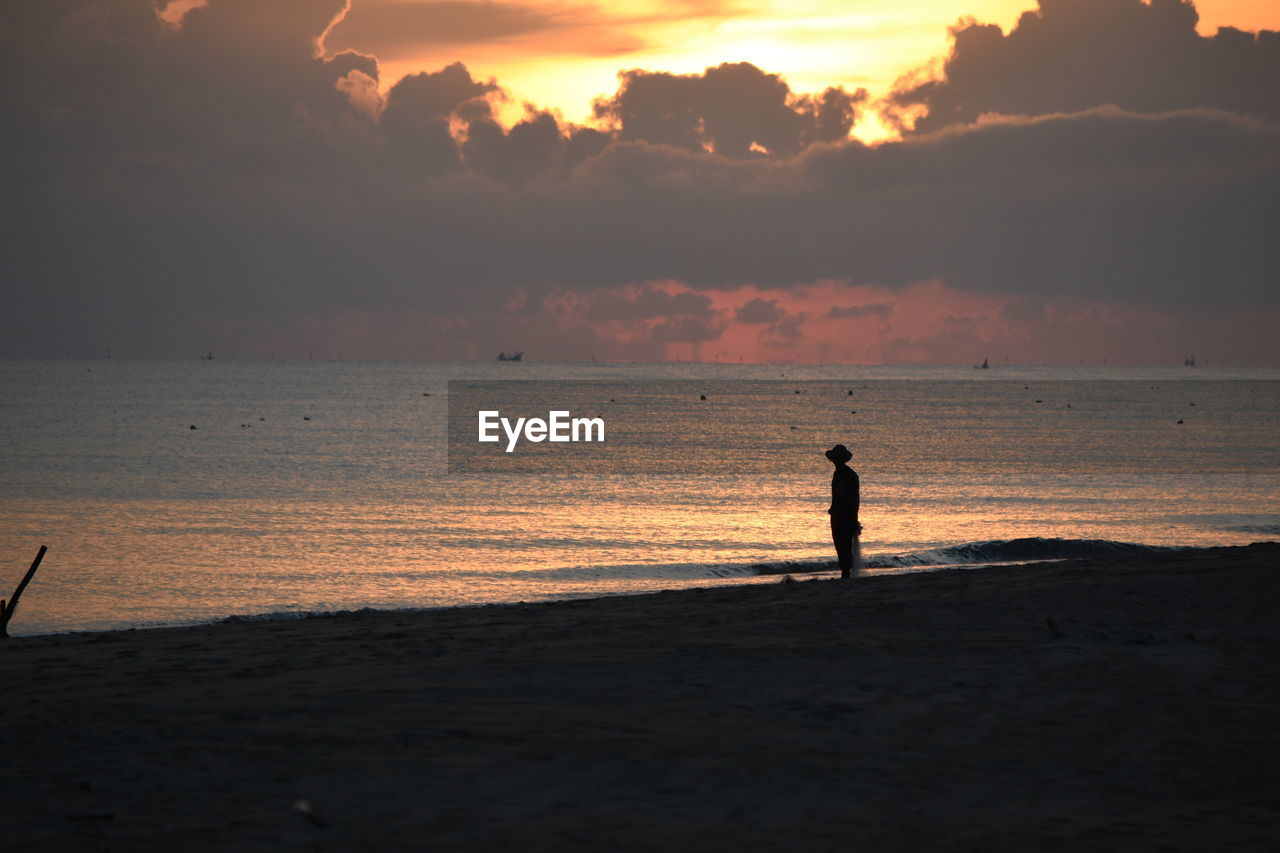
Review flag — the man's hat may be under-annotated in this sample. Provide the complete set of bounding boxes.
[825,444,852,464]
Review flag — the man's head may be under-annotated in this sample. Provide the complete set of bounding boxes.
[825,444,852,465]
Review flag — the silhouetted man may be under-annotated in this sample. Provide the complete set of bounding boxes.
[825,444,861,579]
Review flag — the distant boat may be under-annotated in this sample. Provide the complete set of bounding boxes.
[201,351,215,361]
[497,351,524,362]
[975,358,989,369]
[1184,354,1196,367]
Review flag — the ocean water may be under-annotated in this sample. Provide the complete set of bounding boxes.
[1,359,1278,635]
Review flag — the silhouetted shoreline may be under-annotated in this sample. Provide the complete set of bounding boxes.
[2,542,1277,850]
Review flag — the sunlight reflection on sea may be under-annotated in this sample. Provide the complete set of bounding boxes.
[2,360,1277,633]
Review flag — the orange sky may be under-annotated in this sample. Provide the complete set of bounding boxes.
[8,0,1278,363]
[319,0,1280,141]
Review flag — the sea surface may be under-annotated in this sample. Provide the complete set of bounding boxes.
[2,360,1278,635]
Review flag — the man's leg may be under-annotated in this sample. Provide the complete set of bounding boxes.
[831,516,853,578]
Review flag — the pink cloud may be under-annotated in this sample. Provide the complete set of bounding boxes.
[195,278,1280,366]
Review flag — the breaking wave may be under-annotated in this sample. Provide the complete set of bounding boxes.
[750,537,1178,576]
[215,538,1182,627]
[1221,523,1280,536]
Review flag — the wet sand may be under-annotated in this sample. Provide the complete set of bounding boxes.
[2,543,1278,851]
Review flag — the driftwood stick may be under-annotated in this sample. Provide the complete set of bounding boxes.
[1,545,47,639]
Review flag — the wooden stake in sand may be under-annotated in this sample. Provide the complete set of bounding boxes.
[1,545,48,639]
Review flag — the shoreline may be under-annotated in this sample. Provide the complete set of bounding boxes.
[12,538,1221,640]
[3,542,1278,849]
[6,561,1038,640]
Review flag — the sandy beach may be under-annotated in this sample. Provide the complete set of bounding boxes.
[2,543,1278,851]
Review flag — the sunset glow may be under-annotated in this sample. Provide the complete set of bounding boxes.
[317,0,1280,142]
[5,0,1280,364]
[6,5,1280,847]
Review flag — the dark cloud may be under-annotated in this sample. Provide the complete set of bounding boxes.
[1,0,1277,362]
[735,298,783,323]
[584,285,718,322]
[731,297,808,346]
[595,62,866,156]
[382,62,497,177]
[650,314,727,343]
[889,0,1280,134]
[385,61,495,120]
[760,313,805,346]
[827,302,893,320]
[461,110,611,182]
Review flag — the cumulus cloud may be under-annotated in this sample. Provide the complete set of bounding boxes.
[729,296,808,347]
[760,312,806,346]
[584,284,719,322]
[888,0,1280,134]
[461,109,612,182]
[595,62,866,156]
[1,0,1277,364]
[380,61,498,176]
[735,298,783,323]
